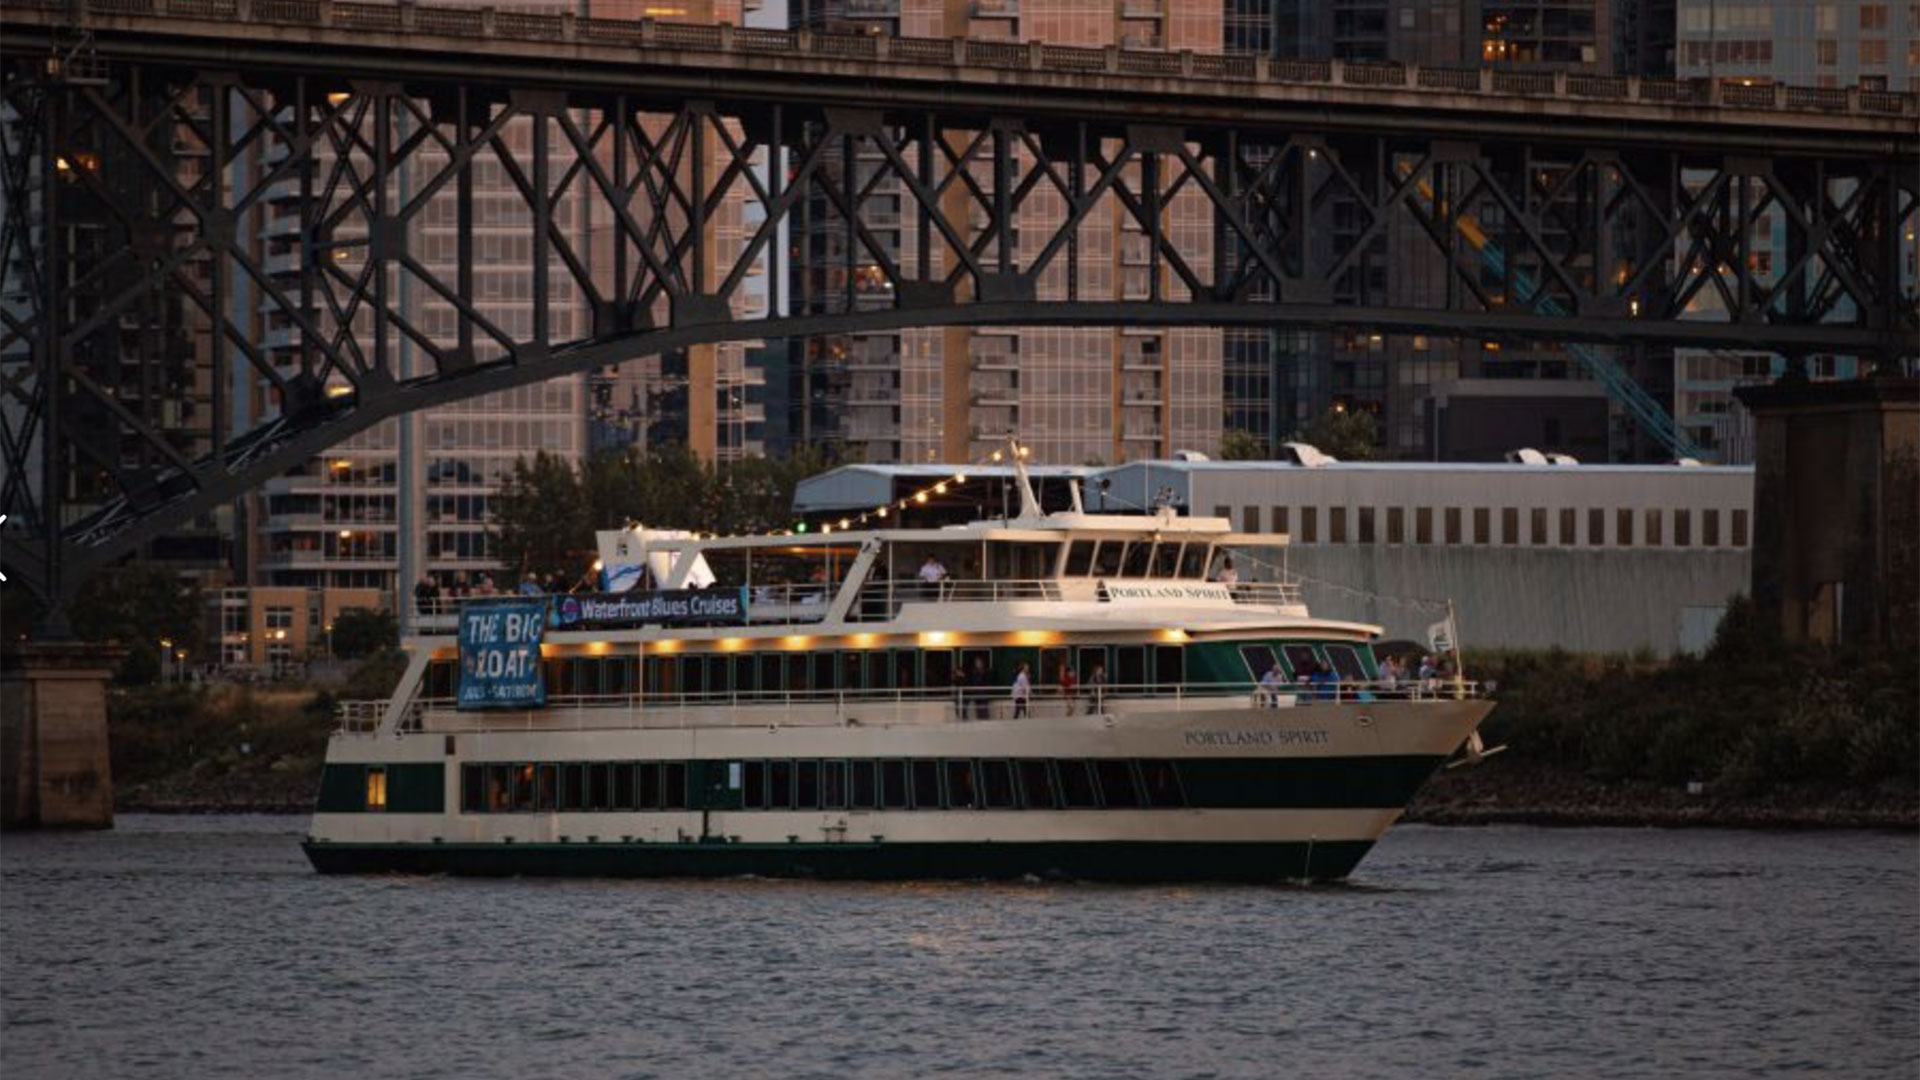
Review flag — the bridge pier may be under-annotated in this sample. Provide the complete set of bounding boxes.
[1,643,121,830]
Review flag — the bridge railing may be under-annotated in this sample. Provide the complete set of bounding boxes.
[25,0,1917,119]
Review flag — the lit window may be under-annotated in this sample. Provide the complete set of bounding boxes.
[365,767,388,812]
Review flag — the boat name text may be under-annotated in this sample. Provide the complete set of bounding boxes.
[1184,728,1330,747]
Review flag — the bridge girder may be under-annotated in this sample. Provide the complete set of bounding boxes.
[1,10,1916,616]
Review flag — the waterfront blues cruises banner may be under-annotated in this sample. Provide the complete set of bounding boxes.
[457,599,548,710]
[549,588,750,630]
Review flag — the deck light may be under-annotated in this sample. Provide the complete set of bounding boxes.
[934,483,947,495]
[591,558,604,572]
[338,529,353,539]
[795,522,808,533]
[876,507,888,518]
[955,473,967,484]
[990,450,1003,462]
[839,518,851,530]
[914,491,928,504]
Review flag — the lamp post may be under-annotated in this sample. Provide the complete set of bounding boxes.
[159,638,173,684]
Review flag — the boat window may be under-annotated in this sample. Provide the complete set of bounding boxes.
[638,763,660,809]
[1095,760,1143,808]
[744,762,767,809]
[606,658,634,696]
[841,653,862,693]
[852,760,878,808]
[822,761,847,810]
[1324,645,1367,682]
[461,764,484,812]
[1058,760,1100,808]
[945,760,977,809]
[613,764,636,810]
[1116,646,1147,689]
[365,767,387,812]
[428,659,457,699]
[1092,541,1125,577]
[536,764,558,811]
[881,761,909,809]
[560,764,585,811]
[487,765,513,811]
[707,655,729,694]
[1016,760,1057,809]
[1065,540,1096,576]
[1239,644,1279,681]
[1151,542,1182,578]
[661,762,687,809]
[865,651,890,691]
[769,760,793,808]
[1120,541,1153,577]
[812,652,837,691]
[1138,760,1185,808]
[796,760,821,809]
[910,760,942,810]
[513,764,535,811]
[892,649,919,688]
[682,657,706,696]
[1281,644,1320,677]
[732,656,757,699]
[980,760,1016,808]
[589,763,612,810]
[1178,543,1209,579]
[1153,646,1185,687]
[923,649,954,691]
[1076,646,1108,684]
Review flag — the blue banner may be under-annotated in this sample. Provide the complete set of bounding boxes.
[457,599,547,710]
[549,588,750,630]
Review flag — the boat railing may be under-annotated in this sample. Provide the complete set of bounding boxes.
[333,677,1484,734]
[1228,582,1305,607]
[850,578,1062,620]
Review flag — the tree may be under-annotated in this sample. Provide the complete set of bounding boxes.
[1289,406,1381,461]
[70,565,204,684]
[491,450,592,581]
[1217,429,1266,460]
[328,608,397,660]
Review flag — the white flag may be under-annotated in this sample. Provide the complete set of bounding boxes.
[1427,617,1455,654]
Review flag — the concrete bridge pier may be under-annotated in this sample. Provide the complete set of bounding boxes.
[1,643,122,829]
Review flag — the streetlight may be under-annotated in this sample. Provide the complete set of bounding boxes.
[158,638,173,684]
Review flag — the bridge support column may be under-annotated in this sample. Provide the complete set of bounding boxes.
[1,643,122,830]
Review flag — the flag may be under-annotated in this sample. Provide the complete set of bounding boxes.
[1427,616,1455,654]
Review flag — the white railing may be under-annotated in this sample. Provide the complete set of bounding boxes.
[852,578,1062,620]
[342,678,1486,735]
[1228,582,1305,607]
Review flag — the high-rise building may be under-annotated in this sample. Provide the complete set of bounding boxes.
[1669,0,1918,462]
[248,0,772,602]
[788,0,1225,466]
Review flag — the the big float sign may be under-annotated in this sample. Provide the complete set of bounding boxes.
[457,599,547,710]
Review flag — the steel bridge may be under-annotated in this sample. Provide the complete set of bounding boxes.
[2,0,1916,619]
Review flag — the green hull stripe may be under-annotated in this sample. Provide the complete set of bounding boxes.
[302,839,1376,883]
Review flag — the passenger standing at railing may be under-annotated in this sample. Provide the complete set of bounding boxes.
[1011,662,1032,720]
[518,573,542,596]
[1056,661,1077,715]
[1417,655,1438,698]
[1258,662,1285,708]
[965,657,991,720]
[1085,662,1106,715]
[1214,556,1238,585]
[413,575,440,615]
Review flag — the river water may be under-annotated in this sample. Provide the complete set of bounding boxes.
[2,816,1913,1079]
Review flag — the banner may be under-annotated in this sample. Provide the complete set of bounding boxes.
[458,599,547,710]
[1427,616,1456,655]
[550,588,750,631]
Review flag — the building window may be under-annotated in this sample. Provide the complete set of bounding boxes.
[1242,507,1259,533]
[1674,510,1692,547]
[1645,509,1664,547]
[1501,508,1519,546]
[1704,509,1721,546]
[1559,508,1576,546]
[1589,508,1605,546]
[1329,508,1348,543]
[1416,507,1433,545]
[1473,508,1491,545]
[1859,38,1889,64]
[1358,507,1376,544]
[1733,509,1750,547]
[1530,509,1548,546]
[1387,507,1405,544]
[1617,509,1634,546]
[1445,508,1462,545]
[1300,507,1319,543]
[1816,38,1839,64]
[365,767,387,812]
[1271,507,1289,535]
[266,606,294,629]
[1213,505,1230,521]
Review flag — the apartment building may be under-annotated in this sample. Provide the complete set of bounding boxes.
[788,0,1225,467]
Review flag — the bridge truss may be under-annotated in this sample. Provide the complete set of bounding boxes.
[1,0,1916,617]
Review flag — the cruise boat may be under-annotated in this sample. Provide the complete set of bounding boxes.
[303,461,1493,883]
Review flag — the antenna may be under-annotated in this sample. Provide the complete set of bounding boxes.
[1008,437,1042,520]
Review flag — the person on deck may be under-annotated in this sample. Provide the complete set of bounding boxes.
[1215,556,1239,586]
[1057,661,1078,715]
[1309,664,1340,703]
[518,573,542,596]
[965,657,991,721]
[412,575,440,617]
[1258,662,1285,708]
[1011,662,1033,720]
[1085,661,1107,715]
[919,555,949,583]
